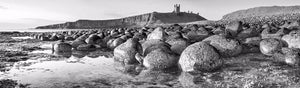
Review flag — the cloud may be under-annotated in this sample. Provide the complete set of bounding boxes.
[0,3,76,23]
[0,18,67,29]
[0,5,8,9]
[21,18,66,23]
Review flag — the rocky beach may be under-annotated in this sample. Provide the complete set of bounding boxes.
[2,2,300,88]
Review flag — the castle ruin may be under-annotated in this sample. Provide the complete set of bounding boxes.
[173,4,180,14]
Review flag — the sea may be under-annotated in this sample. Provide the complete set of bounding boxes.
[0,29,93,32]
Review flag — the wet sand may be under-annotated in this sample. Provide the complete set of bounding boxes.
[1,32,300,88]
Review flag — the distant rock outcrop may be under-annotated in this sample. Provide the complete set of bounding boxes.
[221,6,300,23]
[36,12,206,29]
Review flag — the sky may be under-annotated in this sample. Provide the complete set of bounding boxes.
[0,0,300,29]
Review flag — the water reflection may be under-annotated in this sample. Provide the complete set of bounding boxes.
[72,50,89,58]
[11,36,33,39]
[1,56,135,88]
[53,51,72,58]
[1,46,183,87]
[135,66,181,83]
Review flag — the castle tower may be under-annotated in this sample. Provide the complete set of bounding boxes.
[174,4,180,14]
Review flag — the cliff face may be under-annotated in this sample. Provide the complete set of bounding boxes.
[221,6,300,22]
[36,12,206,29]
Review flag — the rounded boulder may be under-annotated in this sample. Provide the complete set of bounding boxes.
[282,30,300,49]
[53,41,72,52]
[203,35,242,57]
[114,38,142,64]
[179,42,222,72]
[259,38,283,56]
[143,48,179,70]
[147,27,167,41]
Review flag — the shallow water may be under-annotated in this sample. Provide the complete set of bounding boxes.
[0,55,136,87]
[0,29,96,32]
[0,45,181,87]
[11,36,33,39]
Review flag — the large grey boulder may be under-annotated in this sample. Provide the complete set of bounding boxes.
[143,47,179,70]
[281,48,300,66]
[71,40,87,48]
[147,27,168,41]
[85,34,101,44]
[166,38,189,55]
[52,41,72,52]
[225,21,243,37]
[259,38,283,56]
[141,39,170,56]
[261,27,285,39]
[109,38,125,49]
[282,30,300,49]
[114,38,142,64]
[184,27,209,43]
[179,42,223,72]
[203,35,242,57]
[237,28,259,40]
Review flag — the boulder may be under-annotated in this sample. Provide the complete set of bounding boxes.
[133,33,146,41]
[141,39,170,56]
[71,40,87,48]
[65,36,74,41]
[72,34,81,39]
[76,44,97,51]
[143,42,172,57]
[243,37,261,46]
[76,34,89,41]
[120,35,130,40]
[147,27,167,41]
[237,28,259,40]
[261,27,284,39]
[281,48,300,66]
[225,21,243,37]
[114,38,142,64]
[179,42,222,72]
[109,38,125,49]
[85,34,101,44]
[56,34,65,40]
[106,38,115,47]
[259,38,282,56]
[167,31,183,40]
[143,48,179,70]
[282,30,300,49]
[287,21,300,30]
[49,35,59,41]
[203,35,242,57]
[52,41,72,52]
[166,38,189,55]
[213,27,226,35]
[184,28,209,43]
[40,36,49,41]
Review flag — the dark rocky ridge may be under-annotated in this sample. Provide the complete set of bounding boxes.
[221,6,300,23]
[36,12,206,29]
